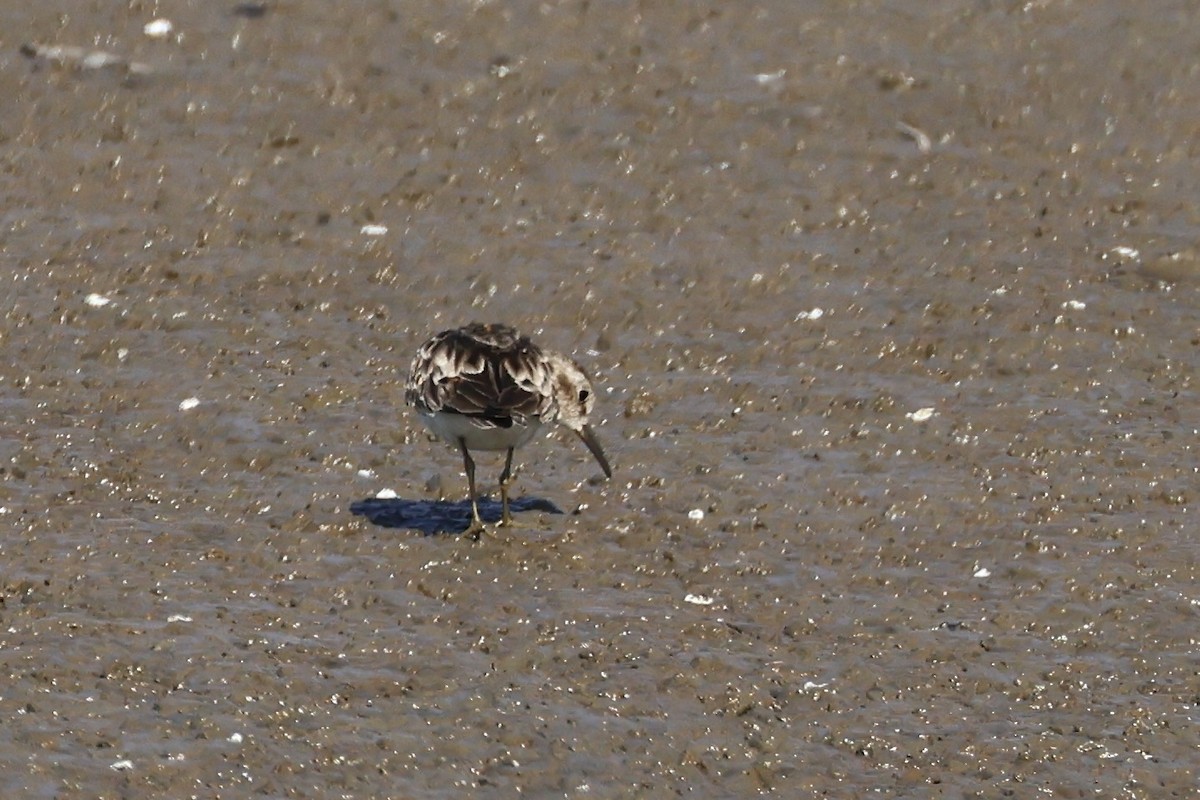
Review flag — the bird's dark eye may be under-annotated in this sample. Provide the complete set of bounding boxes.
[578,389,590,402]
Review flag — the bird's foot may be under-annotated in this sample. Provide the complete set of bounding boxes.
[463,517,488,540]
[498,500,534,529]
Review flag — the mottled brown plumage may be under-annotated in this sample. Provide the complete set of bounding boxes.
[406,323,553,428]
[406,323,611,536]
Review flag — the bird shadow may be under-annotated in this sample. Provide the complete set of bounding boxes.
[348,495,563,536]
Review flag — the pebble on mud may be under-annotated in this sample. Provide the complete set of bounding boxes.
[143,19,174,38]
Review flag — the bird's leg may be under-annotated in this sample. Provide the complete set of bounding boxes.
[498,447,516,526]
[458,439,486,538]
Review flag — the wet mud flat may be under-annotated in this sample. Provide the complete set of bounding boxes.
[2,1,1198,797]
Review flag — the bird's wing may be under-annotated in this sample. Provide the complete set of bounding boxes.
[406,327,553,428]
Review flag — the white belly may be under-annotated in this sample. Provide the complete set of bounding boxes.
[419,410,542,451]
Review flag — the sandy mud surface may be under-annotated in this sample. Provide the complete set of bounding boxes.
[1,1,1197,797]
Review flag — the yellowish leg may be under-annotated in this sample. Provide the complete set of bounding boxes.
[458,439,486,538]
[498,447,516,527]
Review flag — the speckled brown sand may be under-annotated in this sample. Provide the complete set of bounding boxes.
[2,2,1198,797]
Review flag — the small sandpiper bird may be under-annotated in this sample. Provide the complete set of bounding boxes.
[405,322,613,536]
